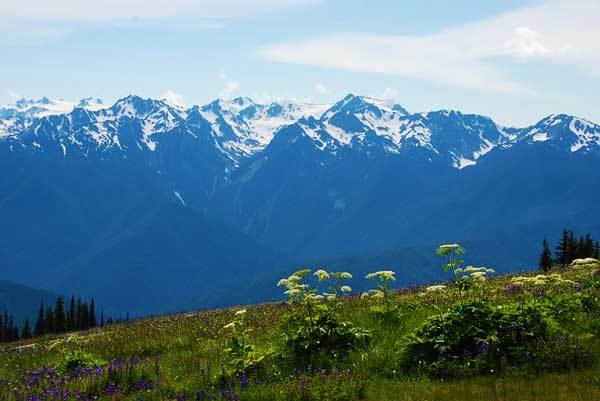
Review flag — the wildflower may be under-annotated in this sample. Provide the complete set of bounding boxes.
[293,269,311,278]
[340,285,352,293]
[478,340,490,355]
[313,269,330,281]
[571,258,600,268]
[365,270,396,281]
[223,322,236,330]
[470,271,486,281]
[332,272,352,279]
[234,309,247,316]
[426,284,446,292]
[284,288,301,297]
[436,244,465,256]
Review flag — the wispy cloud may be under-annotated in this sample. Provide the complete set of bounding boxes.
[0,0,321,21]
[260,0,600,95]
[0,0,321,42]
[314,83,329,95]
[218,70,241,100]
[160,90,186,107]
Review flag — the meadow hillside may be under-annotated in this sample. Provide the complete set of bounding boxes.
[1,248,600,401]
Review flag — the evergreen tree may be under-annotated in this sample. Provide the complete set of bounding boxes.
[76,299,83,330]
[0,313,4,342]
[2,311,8,342]
[54,297,66,333]
[89,299,97,328]
[45,307,55,334]
[34,302,45,337]
[67,296,75,331]
[539,239,553,272]
[21,320,32,339]
[595,241,600,259]
[556,229,574,265]
[567,231,578,263]
[82,302,90,330]
[100,310,105,327]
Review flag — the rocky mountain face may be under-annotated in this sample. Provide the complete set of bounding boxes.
[1,94,599,314]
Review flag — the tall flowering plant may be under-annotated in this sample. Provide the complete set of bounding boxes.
[362,270,396,317]
[277,268,369,362]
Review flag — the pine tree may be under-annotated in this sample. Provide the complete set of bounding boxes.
[76,299,83,330]
[34,302,45,337]
[595,241,600,259]
[100,310,105,327]
[45,307,55,334]
[82,302,90,330]
[556,229,573,266]
[539,239,553,271]
[89,299,97,328]
[567,230,578,263]
[0,313,4,342]
[54,297,66,333]
[67,296,75,331]
[21,320,32,339]
[2,311,9,342]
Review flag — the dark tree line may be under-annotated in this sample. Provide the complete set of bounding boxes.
[539,229,600,271]
[0,311,20,343]
[1,296,113,344]
[34,297,99,336]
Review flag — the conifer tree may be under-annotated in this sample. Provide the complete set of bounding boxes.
[89,299,97,328]
[67,296,75,331]
[556,229,573,265]
[539,239,553,271]
[0,313,4,342]
[54,297,66,333]
[21,320,32,339]
[595,241,600,259]
[45,307,55,334]
[76,299,83,330]
[34,302,45,337]
[100,310,105,327]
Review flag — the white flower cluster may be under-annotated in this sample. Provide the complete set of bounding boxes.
[365,270,396,282]
[436,244,465,256]
[571,258,600,269]
[511,273,576,288]
[425,284,447,293]
[277,268,353,302]
[463,266,495,281]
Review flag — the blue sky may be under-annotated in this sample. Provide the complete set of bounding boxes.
[1,0,598,126]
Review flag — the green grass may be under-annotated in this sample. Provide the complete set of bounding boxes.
[1,264,599,400]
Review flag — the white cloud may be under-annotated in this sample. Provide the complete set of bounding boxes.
[160,90,186,106]
[0,0,321,21]
[314,82,329,95]
[0,0,321,42]
[218,70,240,100]
[381,88,399,101]
[260,0,600,95]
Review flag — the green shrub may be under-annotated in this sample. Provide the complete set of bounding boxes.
[400,298,559,377]
[281,308,370,364]
[61,349,106,372]
[277,269,370,364]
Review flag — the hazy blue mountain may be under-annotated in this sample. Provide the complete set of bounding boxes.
[1,94,598,314]
[0,281,58,325]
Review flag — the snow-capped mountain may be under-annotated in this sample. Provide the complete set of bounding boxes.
[2,94,598,170]
[1,94,600,316]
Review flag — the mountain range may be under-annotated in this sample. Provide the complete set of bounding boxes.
[1,94,599,316]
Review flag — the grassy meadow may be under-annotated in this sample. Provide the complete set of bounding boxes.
[1,249,600,401]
